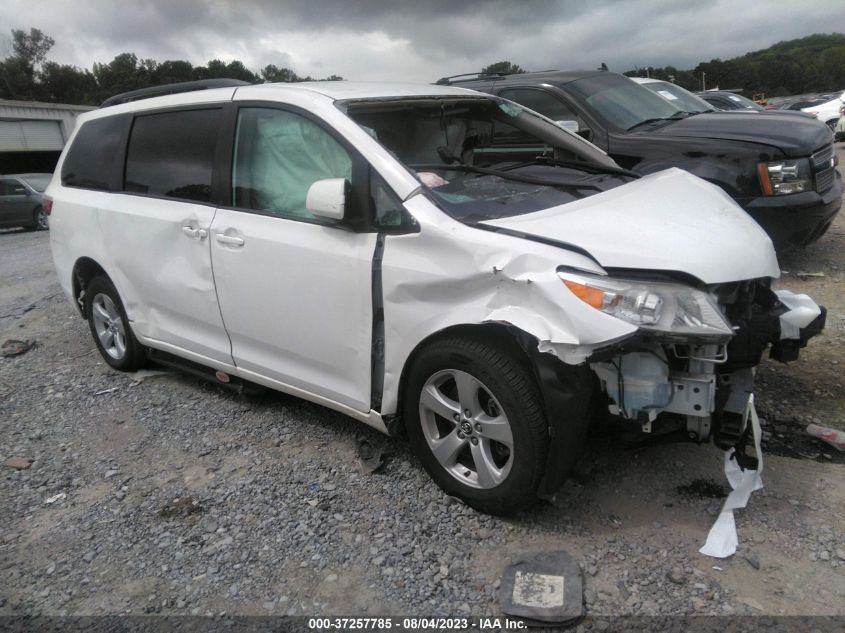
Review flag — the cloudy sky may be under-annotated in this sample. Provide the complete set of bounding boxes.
[1,0,844,82]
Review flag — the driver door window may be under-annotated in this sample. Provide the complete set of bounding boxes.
[232,108,352,221]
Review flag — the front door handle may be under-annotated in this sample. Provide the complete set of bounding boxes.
[215,233,244,246]
[182,226,208,239]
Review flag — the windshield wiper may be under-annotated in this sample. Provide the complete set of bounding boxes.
[627,110,703,131]
[511,156,639,178]
[409,163,601,190]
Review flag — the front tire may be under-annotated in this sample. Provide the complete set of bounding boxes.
[84,276,145,371]
[403,337,548,515]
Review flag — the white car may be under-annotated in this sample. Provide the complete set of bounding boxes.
[835,113,845,142]
[801,91,845,130]
[46,80,824,514]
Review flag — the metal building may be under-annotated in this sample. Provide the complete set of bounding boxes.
[0,99,94,174]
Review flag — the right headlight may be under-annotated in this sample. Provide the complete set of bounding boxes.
[757,158,812,196]
[558,271,734,342]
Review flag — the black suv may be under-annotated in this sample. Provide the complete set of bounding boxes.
[439,70,840,250]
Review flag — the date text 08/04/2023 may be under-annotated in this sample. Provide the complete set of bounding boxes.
[307,617,527,630]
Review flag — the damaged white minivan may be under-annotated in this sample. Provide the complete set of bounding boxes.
[48,80,826,515]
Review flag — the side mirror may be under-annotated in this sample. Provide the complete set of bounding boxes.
[555,120,580,133]
[306,178,347,221]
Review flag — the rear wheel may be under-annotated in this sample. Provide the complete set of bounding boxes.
[33,207,48,230]
[84,276,145,371]
[404,337,548,515]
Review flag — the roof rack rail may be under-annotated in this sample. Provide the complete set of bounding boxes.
[435,69,563,85]
[100,78,251,108]
[434,72,505,85]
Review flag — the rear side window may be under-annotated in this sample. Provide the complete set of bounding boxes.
[125,109,221,203]
[62,115,130,191]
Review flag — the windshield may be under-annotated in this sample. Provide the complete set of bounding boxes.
[565,73,685,130]
[639,81,714,114]
[717,93,762,111]
[343,96,632,222]
[20,175,51,192]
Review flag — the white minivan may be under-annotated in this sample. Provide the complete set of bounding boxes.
[48,80,825,514]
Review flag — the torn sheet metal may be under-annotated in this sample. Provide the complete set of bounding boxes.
[700,394,763,558]
[379,195,635,415]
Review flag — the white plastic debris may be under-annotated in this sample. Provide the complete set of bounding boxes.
[806,424,845,451]
[44,492,66,504]
[699,394,763,559]
[774,290,821,340]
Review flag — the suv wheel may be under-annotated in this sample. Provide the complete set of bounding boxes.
[404,337,548,515]
[84,276,145,371]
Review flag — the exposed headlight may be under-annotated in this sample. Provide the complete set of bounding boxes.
[558,271,734,342]
[757,158,812,196]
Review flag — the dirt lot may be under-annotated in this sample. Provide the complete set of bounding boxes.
[1,146,844,623]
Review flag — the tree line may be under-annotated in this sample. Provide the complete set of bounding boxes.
[3,28,844,106]
[624,33,845,97]
[486,33,845,98]
[0,28,342,106]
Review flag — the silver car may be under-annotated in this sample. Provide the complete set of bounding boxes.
[0,173,52,230]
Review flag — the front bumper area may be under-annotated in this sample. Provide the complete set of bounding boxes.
[589,287,824,448]
[743,170,842,250]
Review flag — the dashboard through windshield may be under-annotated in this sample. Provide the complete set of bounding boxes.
[343,96,632,222]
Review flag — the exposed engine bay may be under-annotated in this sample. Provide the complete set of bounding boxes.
[590,279,825,449]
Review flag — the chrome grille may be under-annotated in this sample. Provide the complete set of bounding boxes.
[812,144,834,193]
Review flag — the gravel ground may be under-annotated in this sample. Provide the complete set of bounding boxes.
[1,147,844,621]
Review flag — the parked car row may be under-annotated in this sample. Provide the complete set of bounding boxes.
[765,91,845,130]
[44,76,828,514]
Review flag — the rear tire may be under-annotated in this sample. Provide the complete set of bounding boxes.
[23,207,47,231]
[34,207,49,231]
[84,276,145,371]
[403,336,548,515]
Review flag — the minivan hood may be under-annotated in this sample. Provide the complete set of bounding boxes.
[481,168,780,285]
[646,111,832,157]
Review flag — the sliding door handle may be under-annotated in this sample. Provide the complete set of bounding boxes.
[181,226,208,239]
[215,233,244,246]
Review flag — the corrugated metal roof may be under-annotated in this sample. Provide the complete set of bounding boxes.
[0,99,94,112]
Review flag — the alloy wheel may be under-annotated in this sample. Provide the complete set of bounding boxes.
[91,293,127,360]
[418,369,514,489]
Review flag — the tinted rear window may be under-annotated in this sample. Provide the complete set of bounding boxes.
[124,108,221,203]
[61,115,130,191]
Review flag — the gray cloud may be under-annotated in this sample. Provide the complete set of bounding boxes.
[1,0,843,83]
